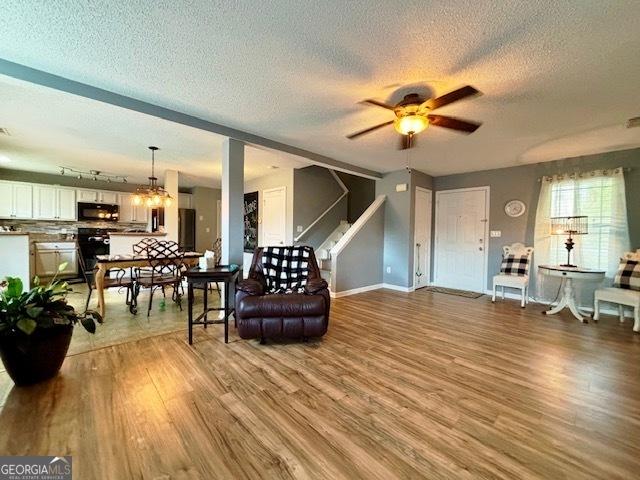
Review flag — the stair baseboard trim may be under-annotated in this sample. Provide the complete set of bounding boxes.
[330,283,383,298]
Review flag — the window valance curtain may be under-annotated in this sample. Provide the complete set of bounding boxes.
[533,167,630,303]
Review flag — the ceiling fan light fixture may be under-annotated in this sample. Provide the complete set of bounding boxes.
[394,114,429,136]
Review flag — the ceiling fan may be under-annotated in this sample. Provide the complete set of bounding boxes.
[347,85,482,149]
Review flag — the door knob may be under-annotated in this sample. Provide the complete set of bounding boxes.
[479,247,483,251]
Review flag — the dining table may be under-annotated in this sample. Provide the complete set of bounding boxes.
[94,251,202,318]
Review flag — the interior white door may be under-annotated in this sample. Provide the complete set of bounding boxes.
[434,188,488,292]
[262,187,286,246]
[414,187,432,289]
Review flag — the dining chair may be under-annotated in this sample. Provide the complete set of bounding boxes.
[492,242,534,308]
[133,240,185,316]
[77,245,136,314]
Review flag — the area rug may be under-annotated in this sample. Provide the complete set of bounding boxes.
[423,286,484,299]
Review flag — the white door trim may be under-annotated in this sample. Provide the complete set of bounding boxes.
[433,186,490,292]
[413,186,432,290]
[261,186,287,246]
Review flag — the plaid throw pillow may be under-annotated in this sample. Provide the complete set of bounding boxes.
[500,254,529,276]
[613,259,640,291]
[262,246,311,294]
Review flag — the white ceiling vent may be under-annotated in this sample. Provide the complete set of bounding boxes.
[627,117,640,128]
[0,127,10,136]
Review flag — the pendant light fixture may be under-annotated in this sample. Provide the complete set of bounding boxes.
[131,146,173,208]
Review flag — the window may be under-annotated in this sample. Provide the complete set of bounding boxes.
[548,175,616,270]
[534,168,630,283]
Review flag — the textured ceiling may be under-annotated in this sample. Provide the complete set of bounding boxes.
[1,1,639,176]
[0,76,309,187]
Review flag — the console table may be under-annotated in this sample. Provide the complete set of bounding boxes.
[538,265,605,322]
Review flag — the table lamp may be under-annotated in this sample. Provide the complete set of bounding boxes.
[550,216,588,267]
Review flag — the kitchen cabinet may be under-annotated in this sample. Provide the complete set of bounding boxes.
[118,193,149,224]
[0,181,33,219]
[179,193,193,209]
[33,186,77,220]
[34,242,78,277]
[77,189,119,204]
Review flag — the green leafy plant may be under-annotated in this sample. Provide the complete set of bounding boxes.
[0,262,103,338]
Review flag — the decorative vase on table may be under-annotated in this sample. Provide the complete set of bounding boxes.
[0,264,102,386]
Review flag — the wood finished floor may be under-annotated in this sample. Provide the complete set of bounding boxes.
[1,288,639,479]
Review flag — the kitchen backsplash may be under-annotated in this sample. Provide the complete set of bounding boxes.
[0,219,145,234]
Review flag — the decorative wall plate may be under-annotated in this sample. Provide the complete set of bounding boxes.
[504,200,526,217]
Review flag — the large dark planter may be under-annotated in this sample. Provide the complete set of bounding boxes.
[0,324,73,386]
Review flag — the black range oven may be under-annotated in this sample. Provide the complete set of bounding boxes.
[77,202,119,222]
[77,228,117,272]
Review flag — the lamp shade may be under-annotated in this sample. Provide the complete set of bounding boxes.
[550,216,588,236]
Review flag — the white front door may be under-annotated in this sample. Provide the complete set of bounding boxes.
[414,187,432,289]
[262,187,286,246]
[434,187,488,292]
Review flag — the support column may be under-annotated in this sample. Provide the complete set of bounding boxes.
[164,169,179,243]
[221,138,244,266]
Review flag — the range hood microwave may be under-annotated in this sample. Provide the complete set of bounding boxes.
[77,202,119,222]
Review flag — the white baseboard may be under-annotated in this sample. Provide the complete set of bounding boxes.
[330,282,416,297]
[382,283,415,293]
[330,283,383,298]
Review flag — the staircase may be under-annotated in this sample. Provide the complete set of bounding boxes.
[317,220,351,287]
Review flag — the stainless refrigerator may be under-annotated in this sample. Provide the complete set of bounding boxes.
[178,208,196,251]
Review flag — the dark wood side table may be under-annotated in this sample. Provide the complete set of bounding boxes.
[184,265,240,344]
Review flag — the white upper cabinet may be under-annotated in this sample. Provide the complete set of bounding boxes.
[77,188,119,204]
[33,186,57,220]
[33,185,77,220]
[56,188,77,220]
[117,193,149,223]
[0,181,33,219]
[179,193,193,209]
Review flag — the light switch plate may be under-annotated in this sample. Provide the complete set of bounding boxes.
[297,225,303,233]
[395,183,408,192]
[386,266,392,274]
[205,227,210,233]
[490,230,502,237]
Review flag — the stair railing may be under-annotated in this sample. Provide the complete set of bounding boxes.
[294,170,348,242]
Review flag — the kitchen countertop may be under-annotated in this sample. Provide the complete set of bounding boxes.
[108,232,167,236]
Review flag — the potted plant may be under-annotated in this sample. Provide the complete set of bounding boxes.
[0,263,102,386]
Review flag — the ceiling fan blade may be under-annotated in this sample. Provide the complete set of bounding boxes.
[360,99,396,110]
[346,120,394,139]
[428,114,481,133]
[424,85,481,111]
[398,134,415,150]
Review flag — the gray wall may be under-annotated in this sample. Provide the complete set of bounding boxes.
[191,186,221,252]
[293,166,346,249]
[375,168,435,288]
[0,168,139,192]
[433,147,640,287]
[333,202,385,292]
[376,169,413,287]
[336,171,376,223]
[0,168,192,193]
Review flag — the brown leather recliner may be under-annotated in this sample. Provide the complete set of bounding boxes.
[235,247,330,341]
